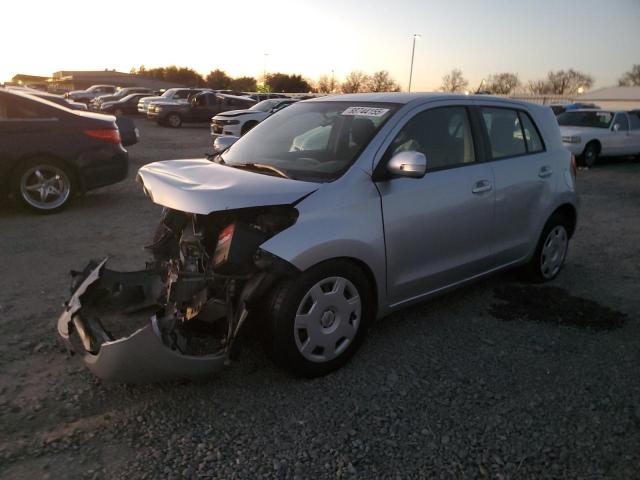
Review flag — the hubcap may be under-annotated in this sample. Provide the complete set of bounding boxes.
[294,276,361,363]
[540,225,568,279]
[20,165,71,210]
[169,115,180,127]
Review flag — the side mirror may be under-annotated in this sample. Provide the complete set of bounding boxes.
[612,123,621,132]
[213,135,239,153]
[387,151,427,178]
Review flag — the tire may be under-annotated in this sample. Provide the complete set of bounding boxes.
[166,113,182,128]
[12,157,75,213]
[241,121,258,136]
[580,141,599,168]
[266,260,373,377]
[114,108,124,116]
[521,213,570,283]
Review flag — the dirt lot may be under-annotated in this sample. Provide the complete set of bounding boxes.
[1,118,639,479]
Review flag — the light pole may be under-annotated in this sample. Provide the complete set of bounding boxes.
[408,33,421,92]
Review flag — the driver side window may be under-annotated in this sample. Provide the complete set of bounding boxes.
[388,106,476,170]
[614,114,629,131]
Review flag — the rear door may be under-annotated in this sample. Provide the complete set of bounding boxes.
[0,92,64,194]
[610,113,637,155]
[628,113,640,154]
[476,104,553,263]
[376,102,496,305]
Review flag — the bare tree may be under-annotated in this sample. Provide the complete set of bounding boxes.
[618,64,640,86]
[485,72,520,95]
[317,74,337,93]
[367,70,401,92]
[440,69,468,92]
[527,79,553,95]
[341,71,370,93]
[546,69,593,94]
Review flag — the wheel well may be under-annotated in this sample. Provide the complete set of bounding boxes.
[552,203,577,238]
[333,256,379,317]
[241,121,258,135]
[584,139,601,154]
[8,154,79,193]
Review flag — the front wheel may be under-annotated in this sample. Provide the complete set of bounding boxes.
[266,260,372,377]
[13,158,75,213]
[521,213,570,282]
[580,142,599,167]
[166,113,182,128]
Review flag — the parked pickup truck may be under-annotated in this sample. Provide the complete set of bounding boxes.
[137,88,208,114]
[148,92,256,128]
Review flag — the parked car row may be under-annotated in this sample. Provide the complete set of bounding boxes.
[211,98,298,137]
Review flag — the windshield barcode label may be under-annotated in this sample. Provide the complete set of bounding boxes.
[341,106,389,117]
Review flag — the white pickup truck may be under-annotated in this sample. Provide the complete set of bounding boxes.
[558,109,640,166]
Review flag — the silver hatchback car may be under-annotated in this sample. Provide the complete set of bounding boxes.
[58,93,578,382]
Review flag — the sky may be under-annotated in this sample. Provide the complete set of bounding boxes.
[2,0,639,91]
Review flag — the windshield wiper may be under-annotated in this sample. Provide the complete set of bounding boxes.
[230,163,289,179]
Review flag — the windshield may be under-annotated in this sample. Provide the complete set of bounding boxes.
[250,99,279,112]
[221,101,399,182]
[557,111,613,128]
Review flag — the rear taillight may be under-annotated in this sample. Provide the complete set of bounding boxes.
[570,154,577,178]
[84,129,121,144]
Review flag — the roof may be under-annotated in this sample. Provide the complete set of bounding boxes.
[580,86,640,101]
[305,91,542,107]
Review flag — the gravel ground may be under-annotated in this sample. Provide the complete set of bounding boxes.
[1,118,639,479]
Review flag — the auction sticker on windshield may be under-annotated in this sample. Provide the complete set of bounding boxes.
[342,106,390,117]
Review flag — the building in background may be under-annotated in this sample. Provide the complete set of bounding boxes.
[50,70,184,92]
[577,86,640,110]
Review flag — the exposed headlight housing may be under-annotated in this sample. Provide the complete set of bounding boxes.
[218,119,240,125]
[562,135,582,144]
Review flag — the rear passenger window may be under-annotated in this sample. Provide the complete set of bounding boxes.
[519,112,544,153]
[388,106,476,170]
[481,108,526,159]
[629,113,640,130]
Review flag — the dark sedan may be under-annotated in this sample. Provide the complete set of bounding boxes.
[0,89,128,213]
[99,93,154,116]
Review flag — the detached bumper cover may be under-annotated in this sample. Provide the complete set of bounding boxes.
[57,259,226,383]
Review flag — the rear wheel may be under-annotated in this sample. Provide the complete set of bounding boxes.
[114,108,124,116]
[521,213,570,283]
[166,113,182,128]
[13,158,74,213]
[580,142,599,167]
[266,260,372,377]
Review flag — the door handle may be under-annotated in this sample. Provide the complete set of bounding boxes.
[472,180,492,194]
[538,165,553,178]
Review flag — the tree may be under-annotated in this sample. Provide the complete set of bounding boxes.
[134,65,204,86]
[230,76,257,92]
[266,73,312,93]
[205,69,231,89]
[341,71,370,93]
[317,74,337,93]
[618,64,640,86]
[546,69,593,95]
[527,79,553,95]
[484,72,520,95]
[367,70,401,92]
[440,69,468,92]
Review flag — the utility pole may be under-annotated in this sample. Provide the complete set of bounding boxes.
[408,34,421,92]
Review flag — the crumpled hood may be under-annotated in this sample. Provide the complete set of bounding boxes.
[137,159,319,215]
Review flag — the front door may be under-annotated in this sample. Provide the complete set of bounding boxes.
[376,104,495,306]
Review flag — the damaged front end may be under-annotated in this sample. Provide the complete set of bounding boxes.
[58,205,299,383]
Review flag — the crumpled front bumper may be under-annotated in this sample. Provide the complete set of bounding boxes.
[57,259,226,383]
